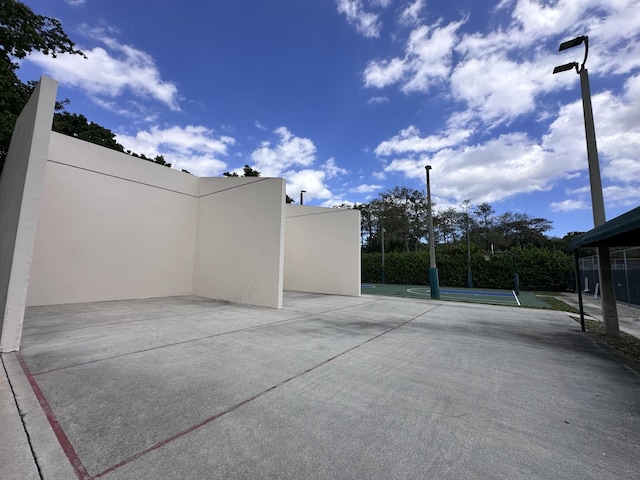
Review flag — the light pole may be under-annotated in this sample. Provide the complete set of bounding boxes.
[381,227,385,284]
[425,166,440,299]
[300,190,306,205]
[463,200,473,288]
[553,35,619,336]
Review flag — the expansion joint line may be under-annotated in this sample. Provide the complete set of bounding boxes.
[16,302,440,479]
[94,303,441,478]
[1,353,45,480]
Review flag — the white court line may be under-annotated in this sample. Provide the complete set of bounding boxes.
[512,290,521,306]
[406,288,430,296]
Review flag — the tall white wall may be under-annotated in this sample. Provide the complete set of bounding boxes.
[284,205,361,296]
[193,178,285,309]
[0,77,57,352]
[26,133,199,306]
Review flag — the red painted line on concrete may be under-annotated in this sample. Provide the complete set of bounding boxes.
[16,353,92,480]
[94,306,437,478]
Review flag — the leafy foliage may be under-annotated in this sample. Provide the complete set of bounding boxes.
[0,0,85,175]
[362,245,574,291]
[355,186,575,258]
[0,1,179,176]
[0,0,84,63]
[224,164,294,203]
[53,112,125,152]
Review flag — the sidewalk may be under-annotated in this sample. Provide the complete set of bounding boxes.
[557,291,640,338]
[2,292,640,479]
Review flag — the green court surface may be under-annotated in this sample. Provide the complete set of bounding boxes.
[361,283,551,308]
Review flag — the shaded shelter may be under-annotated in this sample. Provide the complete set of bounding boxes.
[570,206,640,331]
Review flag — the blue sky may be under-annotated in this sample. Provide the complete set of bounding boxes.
[16,0,640,237]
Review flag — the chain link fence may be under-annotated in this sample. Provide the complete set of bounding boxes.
[576,247,640,307]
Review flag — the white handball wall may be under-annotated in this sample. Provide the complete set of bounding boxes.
[26,133,200,306]
[0,77,57,352]
[193,177,285,309]
[284,205,361,296]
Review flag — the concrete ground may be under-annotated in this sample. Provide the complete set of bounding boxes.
[2,292,640,479]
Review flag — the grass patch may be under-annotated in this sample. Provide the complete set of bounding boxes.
[536,294,581,314]
[566,315,640,366]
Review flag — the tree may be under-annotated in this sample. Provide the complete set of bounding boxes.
[363,187,427,253]
[473,202,496,249]
[223,164,261,177]
[223,164,293,203]
[53,112,125,152]
[0,0,85,175]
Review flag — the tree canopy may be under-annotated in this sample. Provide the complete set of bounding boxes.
[223,164,294,203]
[0,0,85,174]
[1,1,174,176]
[354,186,565,254]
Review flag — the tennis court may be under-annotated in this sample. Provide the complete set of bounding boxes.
[361,283,550,308]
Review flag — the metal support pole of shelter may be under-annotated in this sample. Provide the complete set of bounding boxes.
[574,250,586,332]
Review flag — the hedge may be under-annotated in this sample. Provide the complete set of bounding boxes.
[362,245,573,292]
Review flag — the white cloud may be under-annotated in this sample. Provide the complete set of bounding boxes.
[368,95,389,104]
[26,28,180,111]
[399,0,425,26]
[116,125,235,176]
[376,68,640,212]
[65,0,86,5]
[250,127,317,177]
[352,183,382,193]
[378,131,558,204]
[364,57,406,88]
[336,0,382,38]
[248,128,347,204]
[287,169,333,204]
[323,157,348,178]
[375,125,472,156]
[364,0,640,134]
[370,0,393,7]
[364,20,464,92]
[449,54,553,125]
[550,199,588,213]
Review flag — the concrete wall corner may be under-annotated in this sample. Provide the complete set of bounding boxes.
[0,76,58,352]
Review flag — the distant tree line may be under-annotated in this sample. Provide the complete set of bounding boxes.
[349,186,594,291]
[352,186,581,255]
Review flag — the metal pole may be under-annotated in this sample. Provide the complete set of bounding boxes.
[381,227,385,284]
[425,166,440,299]
[624,250,631,307]
[467,207,473,288]
[574,250,586,332]
[300,190,306,205]
[580,68,619,336]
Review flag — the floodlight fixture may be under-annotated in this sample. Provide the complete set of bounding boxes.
[558,36,587,51]
[554,35,589,74]
[553,62,578,74]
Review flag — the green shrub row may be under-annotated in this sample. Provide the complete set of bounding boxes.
[362,245,574,291]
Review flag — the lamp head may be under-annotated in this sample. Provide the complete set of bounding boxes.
[425,165,432,170]
[553,62,578,74]
[559,36,586,51]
